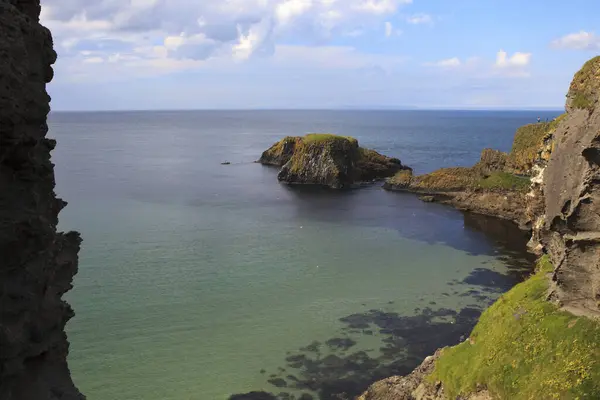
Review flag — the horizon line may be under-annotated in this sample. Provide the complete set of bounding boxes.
[49,107,565,113]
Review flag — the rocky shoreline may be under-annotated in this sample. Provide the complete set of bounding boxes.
[382,117,564,231]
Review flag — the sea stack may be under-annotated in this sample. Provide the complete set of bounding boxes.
[259,134,410,189]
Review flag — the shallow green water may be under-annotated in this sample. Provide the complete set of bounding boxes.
[50,110,541,399]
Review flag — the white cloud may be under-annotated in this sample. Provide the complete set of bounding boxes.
[275,0,313,26]
[424,57,460,68]
[495,50,531,68]
[493,50,531,77]
[41,0,414,72]
[384,21,402,37]
[423,55,530,79]
[232,19,275,60]
[551,31,600,51]
[385,21,393,37]
[83,57,104,64]
[406,13,432,25]
[355,0,412,15]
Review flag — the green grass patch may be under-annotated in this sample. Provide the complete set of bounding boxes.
[431,255,600,400]
[410,167,477,192]
[568,56,600,112]
[477,172,531,192]
[572,93,593,110]
[508,115,566,174]
[303,133,358,145]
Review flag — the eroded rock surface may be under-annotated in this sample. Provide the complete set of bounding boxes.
[0,0,83,398]
[539,56,600,317]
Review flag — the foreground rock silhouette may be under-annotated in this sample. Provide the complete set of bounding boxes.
[0,0,83,398]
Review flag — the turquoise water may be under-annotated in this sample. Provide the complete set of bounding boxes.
[50,110,553,399]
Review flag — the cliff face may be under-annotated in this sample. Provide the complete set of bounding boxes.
[259,136,302,166]
[260,134,409,189]
[0,1,83,399]
[539,56,600,317]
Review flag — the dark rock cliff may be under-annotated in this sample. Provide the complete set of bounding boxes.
[259,134,409,189]
[0,1,83,399]
[539,56,600,318]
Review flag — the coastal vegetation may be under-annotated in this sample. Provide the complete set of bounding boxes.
[568,55,600,111]
[507,115,565,174]
[477,172,531,192]
[431,256,600,399]
[387,168,531,193]
[303,133,358,145]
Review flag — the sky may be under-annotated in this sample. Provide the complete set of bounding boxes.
[41,0,600,111]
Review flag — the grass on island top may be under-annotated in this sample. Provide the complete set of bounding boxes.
[431,256,600,400]
[303,133,358,145]
[477,172,531,192]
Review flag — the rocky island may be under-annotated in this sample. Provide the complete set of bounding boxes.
[360,56,600,400]
[259,134,411,189]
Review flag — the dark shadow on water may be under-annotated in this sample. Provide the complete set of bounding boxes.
[229,305,482,400]
[282,185,534,266]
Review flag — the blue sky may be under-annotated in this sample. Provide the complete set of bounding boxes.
[41,0,600,111]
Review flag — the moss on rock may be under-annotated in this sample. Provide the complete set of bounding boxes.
[431,256,600,400]
[304,133,358,145]
[403,167,478,192]
[477,172,531,192]
[507,115,566,175]
[259,136,303,166]
[567,56,600,112]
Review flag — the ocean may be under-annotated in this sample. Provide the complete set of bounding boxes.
[50,110,559,400]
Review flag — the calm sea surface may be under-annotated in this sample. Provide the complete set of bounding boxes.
[50,110,559,400]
